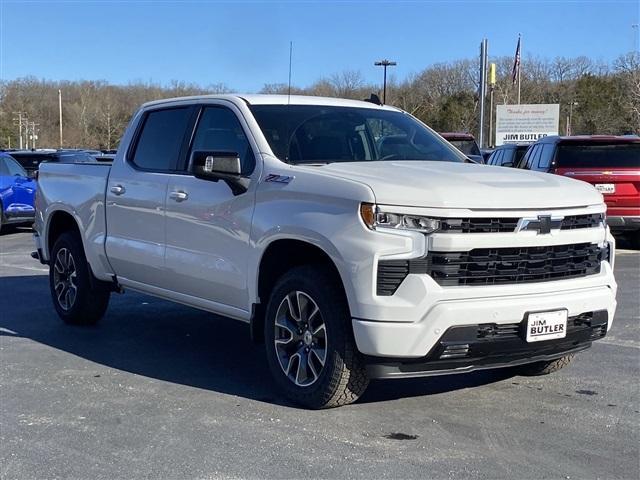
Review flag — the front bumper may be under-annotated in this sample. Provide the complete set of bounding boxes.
[366,310,607,379]
[352,267,617,359]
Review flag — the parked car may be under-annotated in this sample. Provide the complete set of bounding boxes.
[517,135,640,246]
[10,149,96,177]
[487,143,531,167]
[439,132,484,163]
[34,95,616,408]
[0,152,37,233]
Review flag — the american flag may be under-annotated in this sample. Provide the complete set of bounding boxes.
[511,35,521,85]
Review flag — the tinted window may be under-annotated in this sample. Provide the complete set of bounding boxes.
[556,143,640,168]
[0,157,9,175]
[514,147,528,166]
[132,107,192,171]
[250,105,465,164]
[5,156,27,176]
[191,106,255,175]
[537,145,555,171]
[490,150,502,165]
[501,150,511,165]
[523,145,541,170]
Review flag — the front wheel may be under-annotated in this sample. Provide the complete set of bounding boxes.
[516,354,575,376]
[49,232,110,325]
[264,265,369,409]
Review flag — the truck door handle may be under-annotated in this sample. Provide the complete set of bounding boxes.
[169,190,189,202]
[110,184,126,195]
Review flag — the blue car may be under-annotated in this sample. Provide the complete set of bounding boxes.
[0,152,37,233]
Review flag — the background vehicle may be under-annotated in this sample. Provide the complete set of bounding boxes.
[517,135,640,246]
[439,132,484,163]
[10,149,97,177]
[487,143,530,167]
[0,152,37,233]
[34,95,617,408]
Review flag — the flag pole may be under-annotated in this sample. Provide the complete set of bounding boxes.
[517,34,522,105]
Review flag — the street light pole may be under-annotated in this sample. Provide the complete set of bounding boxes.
[374,59,397,104]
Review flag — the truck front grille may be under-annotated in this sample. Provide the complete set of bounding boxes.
[439,213,603,233]
[428,243,603,286]
[376,243,606,294]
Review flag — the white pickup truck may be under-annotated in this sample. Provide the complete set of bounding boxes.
[34,95,617,408]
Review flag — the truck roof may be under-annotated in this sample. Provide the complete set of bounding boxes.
[140,94,402,111]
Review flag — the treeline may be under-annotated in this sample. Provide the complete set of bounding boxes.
[0,52,638,150]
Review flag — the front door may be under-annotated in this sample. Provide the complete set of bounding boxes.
[105,106,194,287]
[163,104,258,313]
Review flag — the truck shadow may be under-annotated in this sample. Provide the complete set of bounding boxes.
[0,274,514,408]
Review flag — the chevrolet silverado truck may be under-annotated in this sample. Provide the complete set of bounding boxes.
[34,95,617,408]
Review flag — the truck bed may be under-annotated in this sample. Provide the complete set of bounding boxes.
[36,162,114,280]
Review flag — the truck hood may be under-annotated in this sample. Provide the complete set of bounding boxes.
[306,161,603,209]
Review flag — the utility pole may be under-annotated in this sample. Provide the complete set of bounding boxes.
[566,101,578,136]
[28,121,40,149]
[374,59,397,104]
[478,39,488,149]
[12,112,27,149]
[58,89,63,148]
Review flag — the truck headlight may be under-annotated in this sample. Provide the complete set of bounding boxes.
[360,203,441,234]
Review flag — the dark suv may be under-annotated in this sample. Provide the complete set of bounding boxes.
[517,135,640,245]
[9,150,96,177]
[486,143,530,167]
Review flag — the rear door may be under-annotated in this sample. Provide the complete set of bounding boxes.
[554,141,640,221]
[105,105,195,287]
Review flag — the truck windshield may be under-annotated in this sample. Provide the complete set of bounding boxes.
[556,143,640,168]
[249,105,466,164]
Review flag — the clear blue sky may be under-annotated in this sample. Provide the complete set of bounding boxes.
[1,0,638,92]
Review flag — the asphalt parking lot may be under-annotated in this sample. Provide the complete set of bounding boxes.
[1,229,638,479]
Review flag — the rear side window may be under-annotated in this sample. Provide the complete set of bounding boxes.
[190,106,255,175]
[490,150,503,165]
[537,145,555,170]
[132,107,192,171]
[556,143,640,168]
[0,157,9,175]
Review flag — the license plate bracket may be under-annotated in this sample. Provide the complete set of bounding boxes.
[525,310,568,343]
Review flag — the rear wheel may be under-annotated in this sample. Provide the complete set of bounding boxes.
[516,354,574,376]
[264,265,369,409]
[49,232,110,325]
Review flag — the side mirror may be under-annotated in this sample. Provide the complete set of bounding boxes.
[190,150,249,196]
[192,150,242,180]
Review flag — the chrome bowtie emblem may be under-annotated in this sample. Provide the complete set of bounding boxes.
[517,215,563,234]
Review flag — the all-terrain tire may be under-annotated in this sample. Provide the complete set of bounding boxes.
[49,232,110,325]
[516,354,575,376]
[264,265,369,409]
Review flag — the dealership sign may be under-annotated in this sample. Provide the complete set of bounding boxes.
[495,104,559,146]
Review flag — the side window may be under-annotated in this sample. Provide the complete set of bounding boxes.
[190,106,255,175]
[525,145,541,170]
[502,149,515,165]
[537,145,554,171]
[492,150,503,165]
[5,157,27,176]
[131,107,192,171]
[0,158,9,175]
